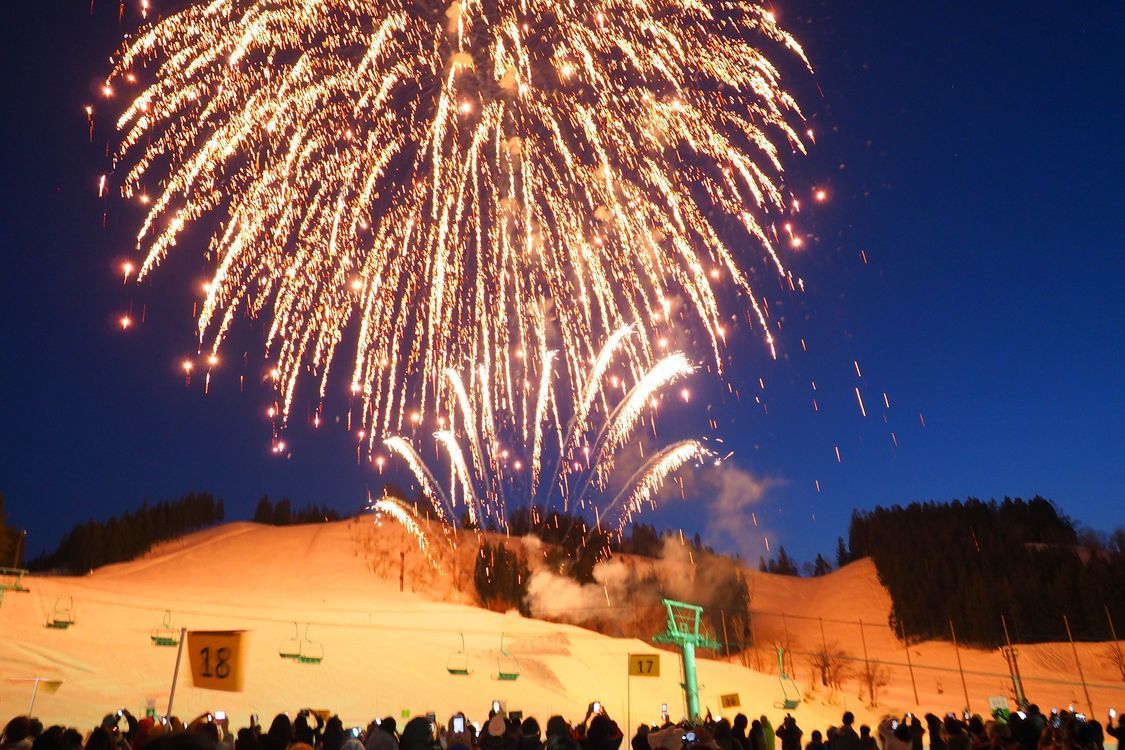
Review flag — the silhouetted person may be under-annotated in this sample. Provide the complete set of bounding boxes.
[835,715,858,750]
[776,717,802,750]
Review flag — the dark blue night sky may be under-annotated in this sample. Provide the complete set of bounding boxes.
[2,1,1122,564]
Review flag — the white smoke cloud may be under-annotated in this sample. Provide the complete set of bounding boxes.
[703,463,776,559]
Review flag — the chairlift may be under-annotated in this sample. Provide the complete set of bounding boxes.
[46,597,76,630]
[774,647,801,709]
[494,633,520,681]
[297,623,324,665]
[279,622,301,660]
[150,610,180,647]
[446,633,472,676]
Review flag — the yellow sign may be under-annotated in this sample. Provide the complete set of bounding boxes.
[187,631,246,692]
[720,693,740,709]
[628,653,660,677]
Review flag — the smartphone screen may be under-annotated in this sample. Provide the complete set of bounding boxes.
[1110,708,1117,719]
[215,711,227,721]
[453,717,465,733]
[492,701,501,714]
[593,702,601,714]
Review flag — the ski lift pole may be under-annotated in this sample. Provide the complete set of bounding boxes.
[166,628,187,719]
[653,599,720,722]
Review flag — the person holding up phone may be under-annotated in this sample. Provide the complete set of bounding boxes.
[1107,709,1122,745]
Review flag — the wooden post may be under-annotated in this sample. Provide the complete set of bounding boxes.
[950,619,970,713]
[1062,615,1094,716]
[399,550,406,592]
[899,620,920,706]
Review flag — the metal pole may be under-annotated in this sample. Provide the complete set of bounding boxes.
[781,613,794,676]
[819,617,830,688]
[750,617,761,672]
[400,551,406,592]
[682,642,700,721]
[721,610,731,662]
[1062,615,1094,716]
[859,619,872,703]
[1106,605,1124,681]
[626,657,631,736]
[950,620,970,713]
[899,620,920,706]
[166,628,187,718]
[27,677,40,716]
[1000,615,1027,709]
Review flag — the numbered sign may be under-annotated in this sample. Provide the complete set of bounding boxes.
[720,694,741,709]
[628,653,660,677]
[187,631,246,692]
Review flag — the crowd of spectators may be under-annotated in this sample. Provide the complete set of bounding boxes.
[2,702,1121,750]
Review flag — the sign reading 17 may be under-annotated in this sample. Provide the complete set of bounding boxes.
[628,653,660,677]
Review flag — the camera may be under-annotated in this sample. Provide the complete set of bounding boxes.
[592,702,601,715]
[453,717,466,734]
[352,728,362,738]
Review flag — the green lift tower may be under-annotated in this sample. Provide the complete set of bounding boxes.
[653,598,721,721]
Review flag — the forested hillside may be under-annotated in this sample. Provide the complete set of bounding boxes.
[848,497,1125,645]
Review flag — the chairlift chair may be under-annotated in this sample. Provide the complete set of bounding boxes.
[279,622,301,660]
[46,597,76,630]
[150,610,180,647]
[446,633,471,676]
[774,647,801,709]
[297,624,324,664]
[494,633,520,681]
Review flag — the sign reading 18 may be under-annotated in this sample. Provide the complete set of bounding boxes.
[199,646,233,679]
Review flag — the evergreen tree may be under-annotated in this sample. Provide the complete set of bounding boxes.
[812,553,832,576]
[0,493,15,566]
[835,537,850,568]
[272,498,292,525]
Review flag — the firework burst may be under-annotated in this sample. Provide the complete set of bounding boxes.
[376,329,713,565]
[107,0,808,437]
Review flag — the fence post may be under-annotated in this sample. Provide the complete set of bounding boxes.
[1062,614,1094,716]
[949,619,971,712]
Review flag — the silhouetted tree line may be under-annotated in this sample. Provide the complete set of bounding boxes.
[757,547,834,577]
[252,495,342,525]
[29,492,225,573]
[847,496,1125,645]
[0,492,23,567]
